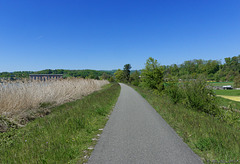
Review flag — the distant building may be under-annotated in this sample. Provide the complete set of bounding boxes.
[222,85,233,90]
[29,74,63,81]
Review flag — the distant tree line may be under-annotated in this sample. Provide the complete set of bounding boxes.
[1,55,240,83]
[0,71,34,79]
[163,55,240,82]
[0,69,115,81]
[115,54,240,91]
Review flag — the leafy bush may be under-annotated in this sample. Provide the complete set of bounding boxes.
[140,57,164,93]
[165,77,240,126]
[130,71,140,86]
[233,74,240,88]
[164,80,182,104]
[181,76,220,116]
[108,77,115,82]
[114,69,125,82]
[131,80,140,86]
[219,107,240,126]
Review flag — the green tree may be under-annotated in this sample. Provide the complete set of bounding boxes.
[108,76,115,82]
[100,73,110,80]
[130,71,140,86]
[114,69,125,82]
[123,64,132,82]
[234,74,240,88]
[140,57,164,92]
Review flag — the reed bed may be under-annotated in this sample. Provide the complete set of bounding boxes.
[0,78,109,117]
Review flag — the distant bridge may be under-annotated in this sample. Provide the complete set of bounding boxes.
[29,74,63,81]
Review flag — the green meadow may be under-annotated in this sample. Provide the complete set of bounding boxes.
[215,89,240,96]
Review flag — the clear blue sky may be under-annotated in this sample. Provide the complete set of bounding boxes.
[0,0,240,72]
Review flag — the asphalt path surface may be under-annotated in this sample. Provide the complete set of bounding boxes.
[88,83,203,164]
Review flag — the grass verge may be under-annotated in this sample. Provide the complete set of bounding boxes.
[131,85,240,163]
[215,90,240,111]
[217,97,240,111]
[215,89,240,96]
[0,83,120,163]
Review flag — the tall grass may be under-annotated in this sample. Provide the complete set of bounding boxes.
[0,78,109,117]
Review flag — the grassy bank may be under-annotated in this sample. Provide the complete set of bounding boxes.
[131,85,240,163]
[0,83,120,163]
[215,89,240,96]
[215,90,240,111]
[217,97,240,110]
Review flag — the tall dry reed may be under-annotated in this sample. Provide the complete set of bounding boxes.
[0,78,109,116]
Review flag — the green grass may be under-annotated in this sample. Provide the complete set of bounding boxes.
[214,90,240,111]
[208,82,233,87]
[131,85,240,163]
[216,97,240,110]
[215,89,240,96]
[0,83,121,163]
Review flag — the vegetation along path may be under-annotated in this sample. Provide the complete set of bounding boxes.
[88,83,203,164]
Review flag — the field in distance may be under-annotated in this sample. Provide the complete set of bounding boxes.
[213,86,240,111]
[208,81,233,87]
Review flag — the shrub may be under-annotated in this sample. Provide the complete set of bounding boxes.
[219,108,240,126]
[165,82,182,104]
[233,74,240,88]
[108,77,115,82]
[131,80,140,86]
[130,71,140,86]
[181,76,220,116]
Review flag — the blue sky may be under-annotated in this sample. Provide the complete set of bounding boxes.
[0,0,240,72]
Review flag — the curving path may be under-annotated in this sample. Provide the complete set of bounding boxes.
[88,83,203,164]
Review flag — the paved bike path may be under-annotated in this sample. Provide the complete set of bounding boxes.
[88,83,203,164]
